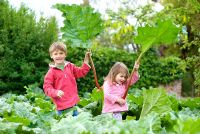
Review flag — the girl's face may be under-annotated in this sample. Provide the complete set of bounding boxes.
[51,49,66,66]
[115,73,127,84]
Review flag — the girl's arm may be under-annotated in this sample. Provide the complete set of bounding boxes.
[125,61,140,88]
[103,81,120,104]
[125,70,140,89]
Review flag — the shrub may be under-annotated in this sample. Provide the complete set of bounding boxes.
[0,0,58,94]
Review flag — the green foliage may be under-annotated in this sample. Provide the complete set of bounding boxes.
[5,116,31,126]
[134,19,180,56]
[174,118,200,134]
[186,54,200,95]
[0,122,20,134]
[135,51,185,88]
[66,47,185,94]
[168,95,179,111]
[159,0,200,96]
[139,112,162,133]
[1,86,200,133]
[94,2,157,51]
[79,88,103,116]
[179,97,200,110]
[0,0,58,93]
[102,10,135,49]
[172,107,200,134]
[126,89,143,120]
[54,4,104,48]
[140,88,172,119]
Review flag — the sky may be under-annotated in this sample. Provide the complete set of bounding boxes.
[8,0,83,27]
[8,0,163,27]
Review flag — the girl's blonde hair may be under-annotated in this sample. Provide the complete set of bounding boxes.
[105,62,129,83]
[49,41,67,56]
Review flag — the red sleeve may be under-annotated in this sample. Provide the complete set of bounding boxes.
[71,63,90,79]
[43,69,58,98]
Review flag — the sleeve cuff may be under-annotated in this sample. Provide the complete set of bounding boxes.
[83,62,91,68]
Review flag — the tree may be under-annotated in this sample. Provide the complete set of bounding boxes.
[93,0,159,52]
[159,0,200,96]
[0,0,59,94]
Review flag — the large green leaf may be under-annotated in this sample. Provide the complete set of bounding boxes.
[139,112,162,133]
[134,19,180,54]
[140,88,172,119]
[54,4,104,48]
[0,122,20,134]
[174,117,200,133]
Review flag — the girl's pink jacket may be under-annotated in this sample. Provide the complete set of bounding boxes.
[102,72,139,113]
[43,61,90,110]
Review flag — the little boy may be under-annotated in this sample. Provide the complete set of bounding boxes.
[43,41,91,116]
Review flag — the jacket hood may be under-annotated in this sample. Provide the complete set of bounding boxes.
[49,61,70,68]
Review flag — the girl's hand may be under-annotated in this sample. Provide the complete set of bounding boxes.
[134,61,140,71]
[57,90,64,98]
[84,50,91,64]
[117,98,126,105]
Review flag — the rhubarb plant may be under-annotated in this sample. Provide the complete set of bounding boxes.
[54,4,104,89]
[123,19,181,99]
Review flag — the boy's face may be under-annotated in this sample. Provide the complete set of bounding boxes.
[51,49,66,65]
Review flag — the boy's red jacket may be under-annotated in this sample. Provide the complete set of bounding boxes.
[43,61,90,110]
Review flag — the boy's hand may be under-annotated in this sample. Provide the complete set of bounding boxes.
[117,98,126,105]
[57,90,64,98]
[84,50,91,64]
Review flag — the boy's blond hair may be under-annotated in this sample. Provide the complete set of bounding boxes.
[49,42,67,56]
[105,62,129,83]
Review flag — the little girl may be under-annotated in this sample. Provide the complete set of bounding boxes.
[102,62,140,121]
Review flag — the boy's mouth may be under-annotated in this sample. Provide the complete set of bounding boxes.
[56,58,63,61]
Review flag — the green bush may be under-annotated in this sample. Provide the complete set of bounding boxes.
[0,0,58,94]
[67,46,185,95]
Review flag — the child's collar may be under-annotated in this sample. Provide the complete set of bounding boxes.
[112,82,122,86]
[106,80,122,86]
[49,61,69,68]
